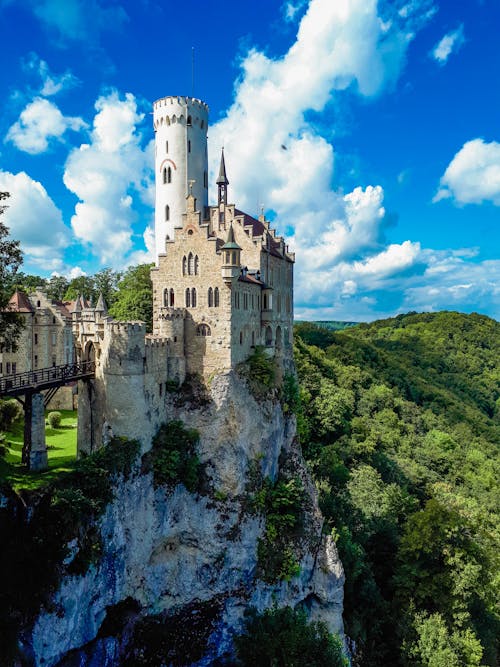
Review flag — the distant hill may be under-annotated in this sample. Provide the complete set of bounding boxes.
[294,311,499,667]
[306,320,359,331]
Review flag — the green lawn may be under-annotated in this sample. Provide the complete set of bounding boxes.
[0,410,78,490]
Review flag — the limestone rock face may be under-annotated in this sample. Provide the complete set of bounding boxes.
[28,372,345,666]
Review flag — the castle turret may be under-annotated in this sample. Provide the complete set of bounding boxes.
[153,96,209,261]
[221,224,241,282]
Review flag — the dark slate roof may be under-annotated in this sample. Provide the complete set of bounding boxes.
[216,148,229,185]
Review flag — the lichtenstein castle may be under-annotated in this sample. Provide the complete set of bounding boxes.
[73,95,294,453]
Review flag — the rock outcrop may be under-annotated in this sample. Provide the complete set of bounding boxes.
[27,372,345,666]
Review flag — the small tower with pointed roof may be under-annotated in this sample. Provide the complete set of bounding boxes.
[217,148,229,206]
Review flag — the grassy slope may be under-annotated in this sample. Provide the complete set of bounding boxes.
[0,410,77,490]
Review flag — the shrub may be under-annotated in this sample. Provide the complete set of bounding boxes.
[47,411,62,429]
[0,399,22,431]
[238,346,278,399]
[281,372,301,414]
[252,476,305,583]
[235,606,348,667]
[144,420,202,493]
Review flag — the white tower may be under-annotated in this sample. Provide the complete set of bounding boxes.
[153,96,209,260]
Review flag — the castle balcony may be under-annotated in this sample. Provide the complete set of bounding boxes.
[261,309,273,323]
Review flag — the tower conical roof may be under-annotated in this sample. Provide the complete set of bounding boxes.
[95,293,108,313]
[216,148,229,186]
[221,223,241,250]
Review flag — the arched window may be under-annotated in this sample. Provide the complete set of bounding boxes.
[187,115,192,126]
[165,205,170,221]
[196,323,211,336]
[169,288,175,307]
[182,256,187,275]
[208,287,213,307]
[185,288,191,307]
[263,293,268,310]
[163,288,169,306]
[214,287,220,307]
[188,252,194,275]
[162,168,167,184]
[167,166,172,183]
[191,288,197,307]
[265,326,273,347]
[194,255,199,275]
[231,251,237,264]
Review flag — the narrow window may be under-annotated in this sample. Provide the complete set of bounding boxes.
[182,256,187,275]
[239,331,243,345]
[166,140,169,153]
[34,333,38,345]
[195,255,199,275]
[165,205,170,221]
[163,288,169,306]
[263,294,268,310]
[187,115,192,126]
[6,362,11,374]
[159,383,163,397]
[169,288,175,306]
[214,287,220,307]
[208,287,213,307]
[0,362,2,373]
[34,355,38,369]
[52,316,56,324]
[252,331,255,346]
[191,288,197,307]
[225,251,230,264]
[52,356,56,367]
[163,168,167,184]
[185,288,191,307]
[232,251,236,264]
[188,252,194,275]
[52,332,57,346]
[196,324,211,336]
[188,140,191,153]
[37,300,41,307]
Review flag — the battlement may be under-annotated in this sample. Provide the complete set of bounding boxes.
[153,96,209,130]
[145,335,170,348]
[157,307,187,321]
[153,96,209,112]
[107,321,145,334]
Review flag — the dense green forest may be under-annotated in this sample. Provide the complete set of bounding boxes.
[294,312,499,666]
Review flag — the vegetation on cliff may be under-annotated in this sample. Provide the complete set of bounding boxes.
[294,312,499,667]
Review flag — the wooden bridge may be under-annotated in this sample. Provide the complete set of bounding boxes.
[0,361,95,470]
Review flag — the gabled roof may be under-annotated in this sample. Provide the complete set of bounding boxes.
[7,289,34,313]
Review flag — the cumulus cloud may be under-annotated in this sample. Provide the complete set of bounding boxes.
[22,53,79,97]
[434,138,500,205]
[26,0,128,43]
[63,91,154,265]
[0,170,70,271]
[431,25,465,64]
[6,97,86,154]
[209,0,434,319]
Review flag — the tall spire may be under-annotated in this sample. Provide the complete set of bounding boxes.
[217,148,229,206]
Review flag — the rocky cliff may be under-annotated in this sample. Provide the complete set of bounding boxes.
[20,372,345,666]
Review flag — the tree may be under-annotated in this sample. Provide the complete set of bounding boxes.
[109,264,153,331]
[63,275,96,302]
[45,275,70,302]
[0,192,23,347]
[94,268,120,308]
[235,606,348,667]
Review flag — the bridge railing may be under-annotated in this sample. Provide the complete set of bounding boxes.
[0,361,95,395]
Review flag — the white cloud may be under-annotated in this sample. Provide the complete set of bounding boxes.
[0,170,70,271]
[209,0,434,318]
[22,53,79,96]
[63,91,154,265]
[434,138,500,205]
[431,25,465,64]
[6,97,86,154]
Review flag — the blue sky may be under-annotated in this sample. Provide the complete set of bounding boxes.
[0,0,499,321]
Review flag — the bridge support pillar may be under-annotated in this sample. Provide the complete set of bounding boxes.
[23,392,48,471]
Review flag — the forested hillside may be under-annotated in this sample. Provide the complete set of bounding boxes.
[294,312,499,667]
